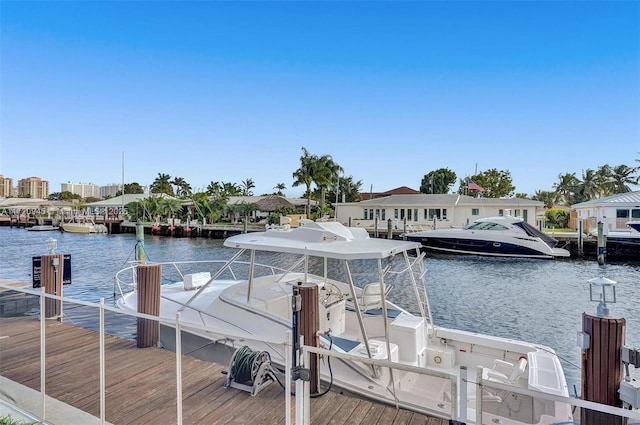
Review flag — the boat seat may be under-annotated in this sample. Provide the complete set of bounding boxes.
[346,282,393,312]
[484,358,528,385]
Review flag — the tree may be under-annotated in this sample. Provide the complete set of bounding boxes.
[292,147,315,217]
[116,182,145,196]
[609,164,639,193]
[273,183,286,196]
[326,175,362,204]
[532,190,559,208]
[222,181,242,196]
[241,178,255,196]
[420,168,457,194]
[171,177,192,198]
[158,197,183,222]
[313,154,343,207]
[576,168,599,203]
[150,173,174,196]
[292,147,343,214]
[458,169,514,198]
[553,172,580,205]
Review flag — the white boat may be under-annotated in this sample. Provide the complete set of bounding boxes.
[60,217,107,234]
[27,225,60,232]
[404,215,570,259]
[115,221,573,424]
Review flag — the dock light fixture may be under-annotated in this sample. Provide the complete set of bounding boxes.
[588,275,617,318]
[46,237,57,255]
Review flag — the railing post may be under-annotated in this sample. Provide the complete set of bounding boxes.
[285,331,292,425]
[303,346,310,425]
[459,366,467,423]
[176,313,183,425]
[100,298,106,425]
[40,286,46,421]
[476,366,483,425]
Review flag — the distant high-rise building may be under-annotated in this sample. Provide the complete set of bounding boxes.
[0,175,14,197]
[18,177,49,199]
[61,181,101,199]
[100,183,123,199]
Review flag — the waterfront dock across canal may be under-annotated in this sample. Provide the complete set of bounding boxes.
[0,316,446,425]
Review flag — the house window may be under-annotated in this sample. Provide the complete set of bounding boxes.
[498,209,503,216]
[514,209,520,217]
[523,210,528,222]
[381,209,386,220]
[472,208,479,216]
[414,209,418,222]
[442,209,447,220]
[407,209,412,221]
[616,209,630,218]
[394,209,399,219]
[364,209,368,220]
[369,209,374,220]
[428,209,441,220]
[400,209,405,219]
[633,209,640,219]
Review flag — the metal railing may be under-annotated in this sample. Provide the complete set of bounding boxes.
[0,283,293,425]
[3,282,639,425]
[298,343,640,425]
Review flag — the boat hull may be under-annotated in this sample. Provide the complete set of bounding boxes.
[406,235,557,259]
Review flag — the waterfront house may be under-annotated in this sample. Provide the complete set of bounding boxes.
[335,193,545,230]
[571,190,640,231]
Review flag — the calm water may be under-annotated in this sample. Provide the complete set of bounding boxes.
[1,226,638,394]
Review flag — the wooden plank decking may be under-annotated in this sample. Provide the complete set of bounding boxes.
[0,316,447,425]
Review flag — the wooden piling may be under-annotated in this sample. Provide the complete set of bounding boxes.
[41,254,63,319]
[298,283,320,394]
[387,218,393,239]
[581,313,626,425]
[136,263,162,348]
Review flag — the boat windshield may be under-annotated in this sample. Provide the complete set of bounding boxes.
[463,222,509,231]
[513,221,559,248]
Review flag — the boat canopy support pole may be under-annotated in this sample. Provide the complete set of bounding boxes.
[343,261,378,378]
[377,258,398,408]
[178,248,246,313]
[246,249,256,303]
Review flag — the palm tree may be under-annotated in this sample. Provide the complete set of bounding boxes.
[241,178,255,196]
[313,154,343,207]
[150,173,174,196]
[578,168,599,201]
[206,181,223,197]
[139,196,161,222]
[274,183,286,196]
[532,190,559,208]
[609,164,639,193]
[222,182,242,197]
[325,175,363,204]
[292,147,315,217]
[595,164,613,197]
[158,197,183,223]
[171,177,192,198]
[553,173,580,205]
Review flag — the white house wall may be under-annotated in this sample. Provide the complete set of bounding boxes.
[336,195,543,229]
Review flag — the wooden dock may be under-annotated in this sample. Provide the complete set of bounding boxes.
[0,316,447,425]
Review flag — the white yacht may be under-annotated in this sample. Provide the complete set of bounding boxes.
[115,221,573,424]
[404,215,570,259]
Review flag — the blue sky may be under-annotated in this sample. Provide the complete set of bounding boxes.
[1,1,639,198]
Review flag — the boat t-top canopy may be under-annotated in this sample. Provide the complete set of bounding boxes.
[224,221,421,260]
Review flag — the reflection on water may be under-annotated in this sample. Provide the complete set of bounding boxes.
[1,227,638,393]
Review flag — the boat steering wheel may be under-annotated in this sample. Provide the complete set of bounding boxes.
[320,282,344,308]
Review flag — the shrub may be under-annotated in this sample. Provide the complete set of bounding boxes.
[545,208,570,228]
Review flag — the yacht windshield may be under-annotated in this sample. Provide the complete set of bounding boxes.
[513,221,559,248]
[464,222,509,231]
